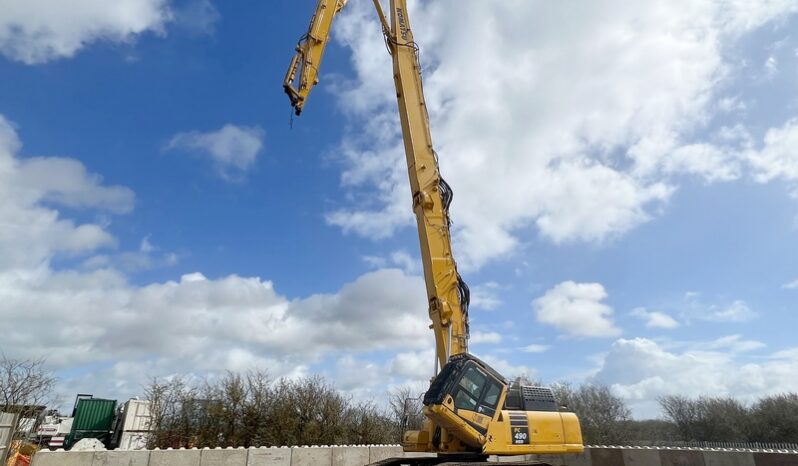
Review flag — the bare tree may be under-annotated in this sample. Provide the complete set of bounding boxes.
[145,371,397,448]
[659,395,749,442]
[387,385,424,440]
[552,383,632,444]
[347,401,396,444]
[0,356,56,415]
[144,375,200,448]
[749,393,798,443]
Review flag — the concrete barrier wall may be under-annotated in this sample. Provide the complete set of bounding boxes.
[31,446,798,466]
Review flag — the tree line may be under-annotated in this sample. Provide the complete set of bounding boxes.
[553,384,798,445]
[144,372,400,448]
[659,394,798,443]
[2,356,797,448]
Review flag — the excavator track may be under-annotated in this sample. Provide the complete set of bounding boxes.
[368,458,552,466]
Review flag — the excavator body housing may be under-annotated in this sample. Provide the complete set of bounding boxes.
[404,354,583,455]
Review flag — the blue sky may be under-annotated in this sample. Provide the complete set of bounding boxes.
[0,0,797,417]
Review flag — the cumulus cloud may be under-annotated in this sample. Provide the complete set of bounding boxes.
[323,0,798,269]
[630,307,680,329]
[470,331,502,345]
[166,124,264,181]
[388,349,436,381]
[481,355,537,381]
[520,344,549,354]
[682,293,758,323]
[0,0,172,64]
[172,0,220,36]
[470,282,502,311]
[0,115,437,404]
[1,268,431,370]
[81,236,178,272]
[593,337,795,417]
[748,118,798,185]
[533,281,621,338]
[0,116,132,271]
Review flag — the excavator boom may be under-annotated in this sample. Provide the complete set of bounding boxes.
[284,0,583,460]
[285,0,470,371]
[284,0,349,115]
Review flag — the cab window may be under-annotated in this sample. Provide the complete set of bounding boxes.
[454,366,487,410]
[483,381,501,408]
[454,390,477,411]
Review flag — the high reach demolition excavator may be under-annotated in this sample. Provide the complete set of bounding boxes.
[284,1,583,464]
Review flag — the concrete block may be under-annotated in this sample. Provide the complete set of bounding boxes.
[201,448,248,466]
[32,450,94,466]
[752,453,798,466]
[404,452,436,458]
[623,449,661,466]
[332,446,369,466]
[93,450,151,466]
[660,449,706,466]
[248,447,291,466]
[368,446,403,463]
[149,448,202,466]
[703,451,755,466]
[530,455,566,465]
[495,455,534,463]
[564,451,593,466]
[292,446,332,466]
[590,448,625,466]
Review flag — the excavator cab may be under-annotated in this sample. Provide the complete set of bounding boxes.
[404,354,584,456]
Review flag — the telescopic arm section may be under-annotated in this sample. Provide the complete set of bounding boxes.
[284,0,348,116]
[378,0,470,370]
[284,0,470,372]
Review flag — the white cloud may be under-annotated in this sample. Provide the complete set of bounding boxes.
[0,0,172,64]
[682,293,758,323]
[630,307,680,329]
[470,282,502,311]
[362,250,420,274]
[712,300,758,322]
[765,56,779,78]
[389,250,419,274]
[323,0,798,269]
[748,118,798,184]
[389,349,436,381]
[0,116,131,271]
[166,124,264,181]
[172,0,220,36]
[533,281,621,338]
[334,356,384,391]
[783,279,798,289]
[717,96,747,113]
[0,115,435,404]
[2,266,432,387]
[593,337,795,417]
[699,334,766,353]
[470,331,502,345]
[520,344,550,354]
[82,236,178,272]
[481,355,537,381]
[17,157,135,214]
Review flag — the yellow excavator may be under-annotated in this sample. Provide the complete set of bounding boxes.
[285,1,583,464]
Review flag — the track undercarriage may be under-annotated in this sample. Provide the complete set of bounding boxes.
[369,456,553,466]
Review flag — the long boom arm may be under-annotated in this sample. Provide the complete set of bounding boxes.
[284,0,349,115]
[285,0,471,370]
[285,1,585,459]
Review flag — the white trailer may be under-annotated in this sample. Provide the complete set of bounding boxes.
[111,400,153,450]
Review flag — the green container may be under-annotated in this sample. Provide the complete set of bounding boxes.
[66,398,117,449]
